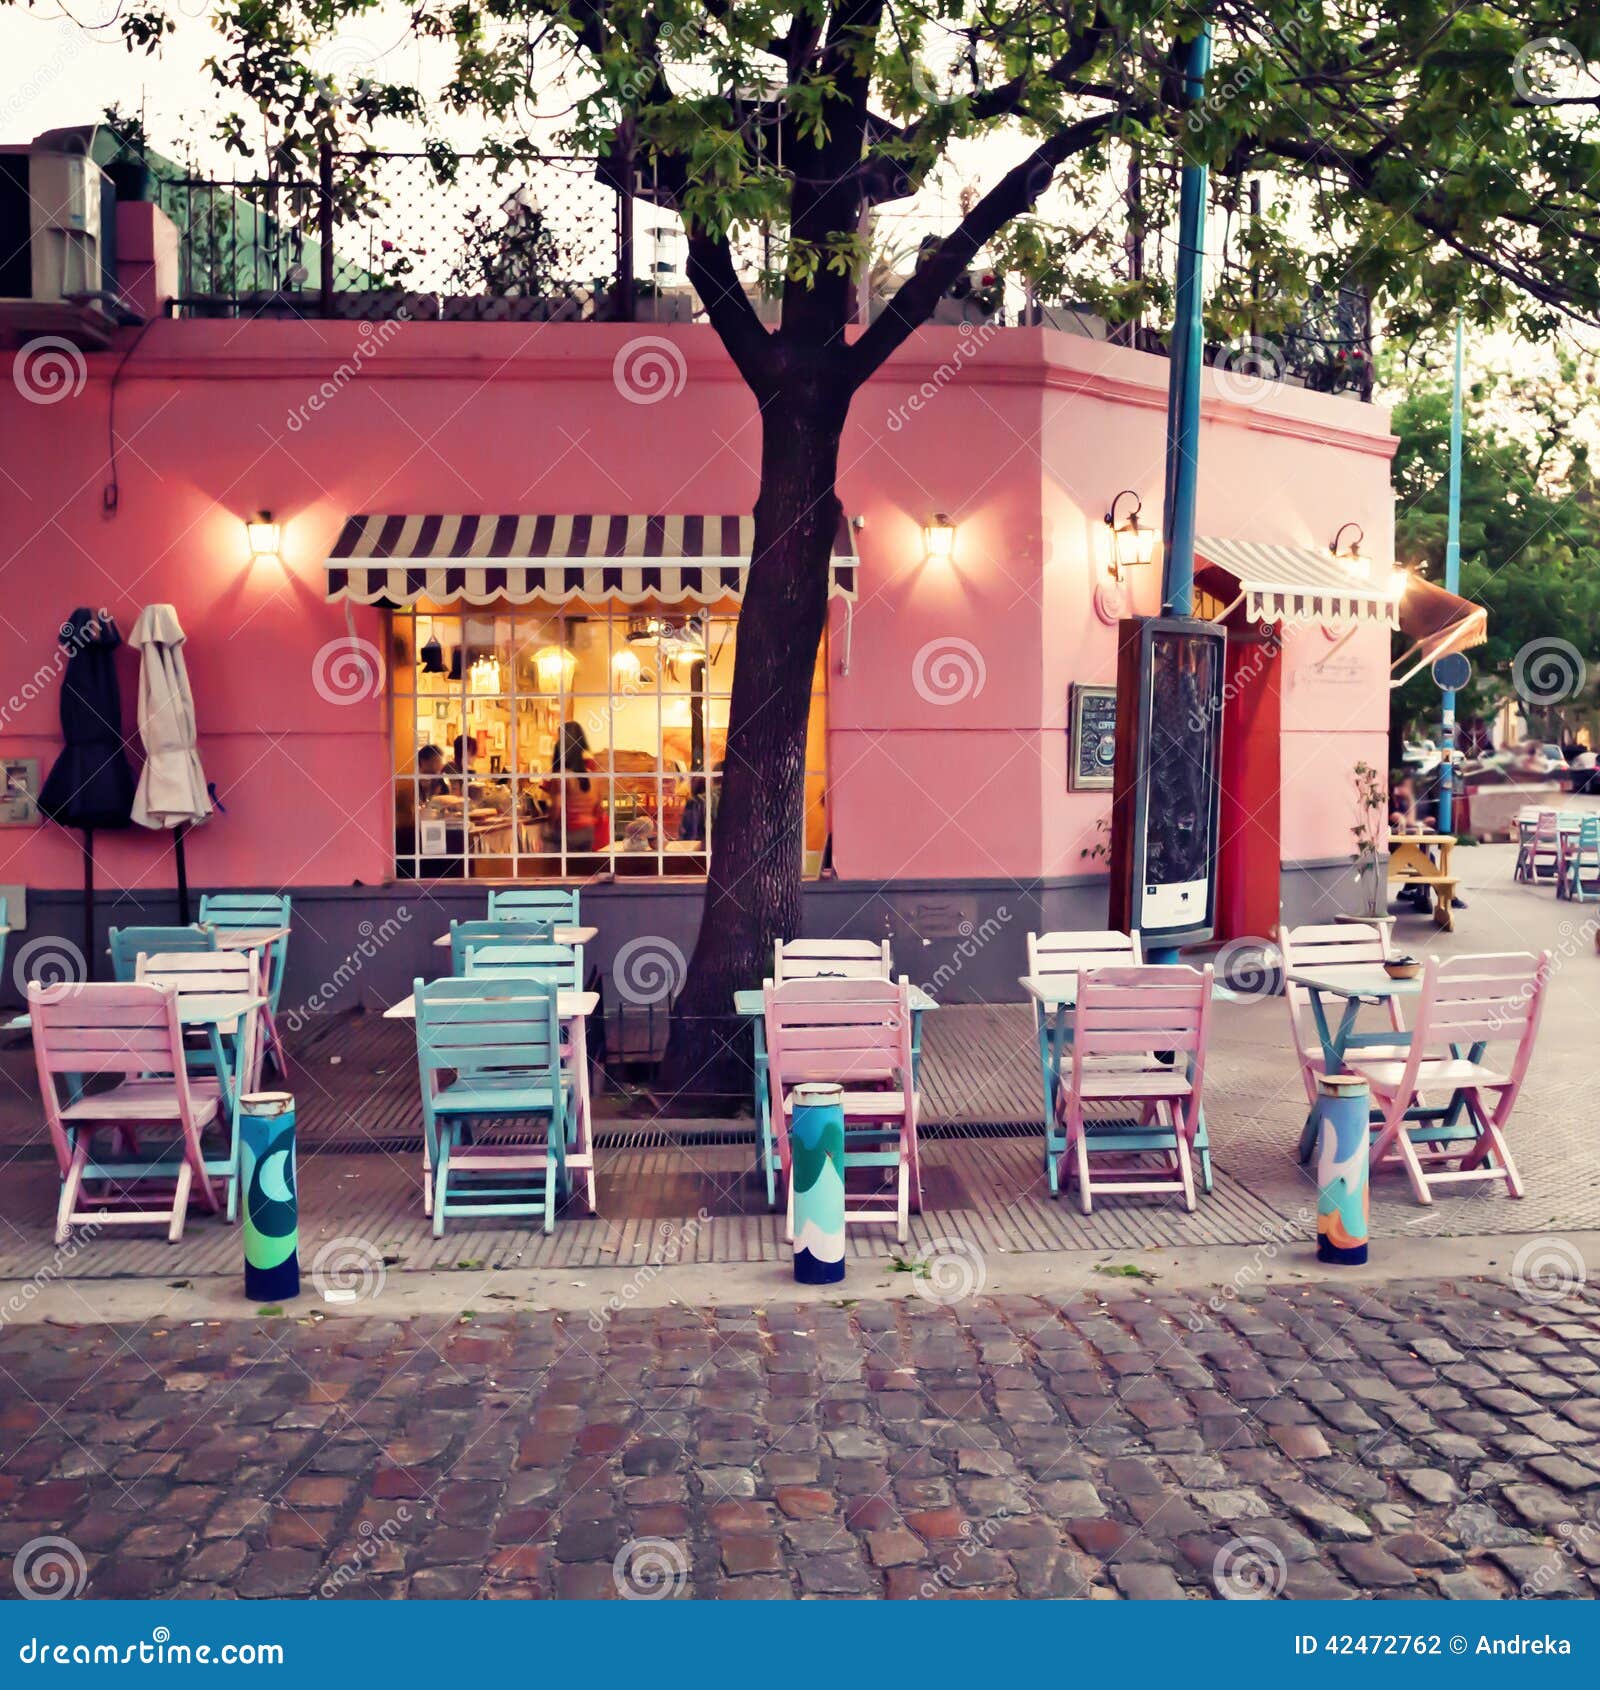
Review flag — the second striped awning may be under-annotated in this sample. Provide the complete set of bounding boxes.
[324,513,859,606]
[1195,536,1403,626]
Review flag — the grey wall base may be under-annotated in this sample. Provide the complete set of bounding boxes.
[4,859,1363,1015]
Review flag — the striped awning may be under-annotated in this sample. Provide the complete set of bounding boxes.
[1196,536,1402,626]
[324,513,859,606]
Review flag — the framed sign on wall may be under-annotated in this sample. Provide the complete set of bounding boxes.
[1068,684,1118,790]
[0,758,41,826]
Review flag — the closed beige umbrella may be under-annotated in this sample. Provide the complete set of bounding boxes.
[130,604,212,918]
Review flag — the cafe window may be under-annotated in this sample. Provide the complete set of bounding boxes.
[390,606,828,880]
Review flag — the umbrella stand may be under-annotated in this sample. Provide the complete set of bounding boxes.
[81,829,96,982]
[173,822,191,924]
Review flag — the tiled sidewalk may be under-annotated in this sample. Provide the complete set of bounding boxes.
[2,1275,1597,1600]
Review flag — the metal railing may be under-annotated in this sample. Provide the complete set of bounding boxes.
[156,144,1373,399]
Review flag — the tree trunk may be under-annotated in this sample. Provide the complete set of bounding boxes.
[657,381,848,1101]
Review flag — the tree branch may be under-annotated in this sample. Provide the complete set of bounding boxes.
[848,110,1118,385]
[685,230,777,390]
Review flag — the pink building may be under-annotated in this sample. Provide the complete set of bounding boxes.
[0,202,1410,1007]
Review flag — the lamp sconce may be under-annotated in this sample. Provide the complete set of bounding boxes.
[1331,521,1369,580]
[923,512,956,561]
[246,510,281,567]
[1103,490,1156,580]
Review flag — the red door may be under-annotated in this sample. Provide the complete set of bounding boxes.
[1216,630,1283,943]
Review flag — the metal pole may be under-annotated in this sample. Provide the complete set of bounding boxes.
[1160,23,1213,619]
[1437,315,1464,834]
[318,140,335,318]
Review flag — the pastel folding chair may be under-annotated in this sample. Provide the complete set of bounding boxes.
[197,892,292,1075]
[1346,952,1551,1205]
[414,976,573,1235]
[763,975,921,1243]
[136,948,265,1220]
[450,917,579,977]
[30,980,227,1243]
[1562,816,1600,902]
[1025,929,1144,1194]
[109,923,217,982]
[1528,810,1561,884]
[1056,964,1213,1215]
[773,938,893,982]
[486,887,580,925]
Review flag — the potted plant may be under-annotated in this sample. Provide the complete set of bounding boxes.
[100,105,153,202]
[1350,759,1388,919]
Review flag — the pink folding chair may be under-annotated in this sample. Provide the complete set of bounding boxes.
[1529,810,1561,884]
[30,981,225,1244]
[1279,922,1406,1107]
[1345,952,1551,1205]
[763,975,920,1242]
[1058,964,1213,1214]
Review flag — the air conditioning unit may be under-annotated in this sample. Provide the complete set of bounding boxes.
[30,148,103,303]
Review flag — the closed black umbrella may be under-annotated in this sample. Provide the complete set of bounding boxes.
[38,609,136,978]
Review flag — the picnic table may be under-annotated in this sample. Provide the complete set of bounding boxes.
[1387,831,1458,929]
[1288,966,1421,1163]
[734,983,937,1210]
[1019,972,1217,1195]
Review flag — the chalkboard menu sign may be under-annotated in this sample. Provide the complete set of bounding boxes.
[1069,684,1117,790]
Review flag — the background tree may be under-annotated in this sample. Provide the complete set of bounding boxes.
[1391,351,1600,755]
[67,0,1600,1093]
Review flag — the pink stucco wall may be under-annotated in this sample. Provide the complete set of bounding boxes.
[0,311,1393,896]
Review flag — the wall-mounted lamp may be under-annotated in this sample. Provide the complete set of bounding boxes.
[246,510,281,567]
[1331,521,1369,580]
[611,645,643,686]
[923,512,957,561]
[1103,490,1156,579]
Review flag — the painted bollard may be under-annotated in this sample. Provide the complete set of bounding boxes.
[240,1092,300,1301]
[1315,1072,1370,1266]
[790,1082,846,1285]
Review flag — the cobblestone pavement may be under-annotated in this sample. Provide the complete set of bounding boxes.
[3,1273,1598,1601]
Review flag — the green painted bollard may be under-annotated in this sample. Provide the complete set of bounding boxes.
[240,1092,300,1301]
[791,1082,845,1286]
[1315,1073,1370,1266]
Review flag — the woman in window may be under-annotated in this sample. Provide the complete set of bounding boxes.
[542,721,606,854]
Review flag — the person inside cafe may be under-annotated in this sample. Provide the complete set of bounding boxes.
[443,734,479,791]
[542,720,607,853]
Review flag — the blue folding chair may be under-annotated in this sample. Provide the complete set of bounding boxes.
[414,976,572,1236]
[486,888,580,926]
[449,917,568,974]
[197,893,292,1074]
[109,924,217,982]
[1562,816,1600,902]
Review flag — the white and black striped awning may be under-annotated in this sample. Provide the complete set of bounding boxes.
[325,513,859,606]
[1196,536,1402,626]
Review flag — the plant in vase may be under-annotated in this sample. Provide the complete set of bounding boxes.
[1350,760,1387,918]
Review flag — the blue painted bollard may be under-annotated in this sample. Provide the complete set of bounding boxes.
[790,1082,846,1285]
[240,1092,300,1301]
[1315,1073,1370,1266]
